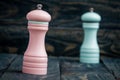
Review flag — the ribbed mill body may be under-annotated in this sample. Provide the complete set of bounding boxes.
[80,8,101,63]
[22,4,51,75]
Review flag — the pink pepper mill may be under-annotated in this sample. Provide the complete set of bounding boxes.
[22,4,51,75]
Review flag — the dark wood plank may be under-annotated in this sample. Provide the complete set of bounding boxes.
[101,56,120,80]
[0,55,60,80]
[0,53,17,77]
[60,57,116,80]
[46,28,120,57]
[0,0,120,57]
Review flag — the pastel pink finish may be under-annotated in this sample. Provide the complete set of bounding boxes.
[22,4,51,75]
[26,10,51,22]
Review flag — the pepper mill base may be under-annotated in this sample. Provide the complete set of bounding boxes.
[80,49,100,64]
[22,55,48,75]
[22,67,47,75]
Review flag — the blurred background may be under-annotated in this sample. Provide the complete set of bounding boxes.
[0,0,120,57]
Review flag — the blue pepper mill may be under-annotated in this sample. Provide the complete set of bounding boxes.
[80,8,101,63]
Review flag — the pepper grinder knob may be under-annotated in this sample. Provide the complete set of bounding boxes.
[37,4,42,10]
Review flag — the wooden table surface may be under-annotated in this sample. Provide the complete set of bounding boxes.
[0,53,120,80]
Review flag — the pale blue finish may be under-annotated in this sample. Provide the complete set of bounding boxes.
[80,10,101,64]
[81,12,101,22]
[28,21,49,25]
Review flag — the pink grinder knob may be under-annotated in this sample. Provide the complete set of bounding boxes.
[22,4,51,75]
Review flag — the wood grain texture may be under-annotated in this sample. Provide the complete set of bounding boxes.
[101,56,120,80]
[0,55,60,80]
[0,0,119,57]
[59,57,116,80]
[0,53,120,80]
[0,0,119,28]
[0,53,17,77]
[46,28,120,57]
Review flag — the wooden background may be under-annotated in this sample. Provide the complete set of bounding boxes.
[0,0,119,57]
